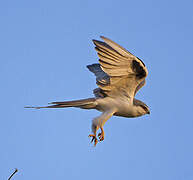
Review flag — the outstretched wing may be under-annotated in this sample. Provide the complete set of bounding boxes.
[88,36,148,99]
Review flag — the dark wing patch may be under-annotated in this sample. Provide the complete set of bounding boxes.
[132,60,147,79]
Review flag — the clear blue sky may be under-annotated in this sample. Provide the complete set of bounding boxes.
[1,0,193,179]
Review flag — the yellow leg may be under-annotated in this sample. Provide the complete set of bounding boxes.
[88,134,98,146]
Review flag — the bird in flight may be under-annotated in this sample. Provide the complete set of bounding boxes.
[26,36,150,146]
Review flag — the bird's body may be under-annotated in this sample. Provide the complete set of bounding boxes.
[26,36,150,146]
[95,97,146,118]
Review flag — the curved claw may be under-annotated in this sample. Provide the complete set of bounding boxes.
[98,132,104,141]
[98,127,105,141]
[88,134,98,146]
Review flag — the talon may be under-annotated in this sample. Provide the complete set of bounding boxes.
[89,134,98,146]
[98,128,105,141]
[98,133,104,141]
[98,130,104,141]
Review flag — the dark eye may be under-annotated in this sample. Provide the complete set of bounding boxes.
[140,105,148,112]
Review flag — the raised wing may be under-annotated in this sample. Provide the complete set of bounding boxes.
[88,36,148,99]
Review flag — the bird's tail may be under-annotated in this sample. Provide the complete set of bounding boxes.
[25,98,97,109]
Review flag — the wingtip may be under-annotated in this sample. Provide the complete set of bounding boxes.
[100,35,109,41]
[92,39,99,46]
[86,65,91,71]
[91,36,108,42]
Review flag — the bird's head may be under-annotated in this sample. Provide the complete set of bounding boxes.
[133,99,150,116]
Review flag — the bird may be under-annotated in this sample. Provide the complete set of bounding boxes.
[25,36,150,146]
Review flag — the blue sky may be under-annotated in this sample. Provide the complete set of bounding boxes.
[1,0,193,179]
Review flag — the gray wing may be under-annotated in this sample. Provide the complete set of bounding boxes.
[88,36,148,99]
[87,63,110,87]
[87,63,109,97]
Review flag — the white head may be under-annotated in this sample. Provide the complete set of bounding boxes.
[133,99,150,116]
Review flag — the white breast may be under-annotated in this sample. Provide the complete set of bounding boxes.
[95,97,144,118]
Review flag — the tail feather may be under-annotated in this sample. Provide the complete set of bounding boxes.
[50,98,95,105]
[24,104,66,109]
[25,98,97,109]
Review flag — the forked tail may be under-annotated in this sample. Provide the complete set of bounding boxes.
[25,98,97,109]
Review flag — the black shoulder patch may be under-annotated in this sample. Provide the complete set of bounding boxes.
[132,60,146,79]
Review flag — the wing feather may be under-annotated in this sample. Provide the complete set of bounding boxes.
[93,40,123,58]
[100,36,135,58]
[88,36,148,99]
[95,47,120,62]
[98,54,120,66]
